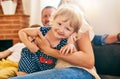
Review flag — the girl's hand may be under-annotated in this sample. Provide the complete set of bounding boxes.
[27,42,39,53]
[67,33,77,44]
[25,36,39,53]
[59,43,77,55]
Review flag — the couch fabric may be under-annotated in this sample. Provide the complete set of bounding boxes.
[92,43,120,79]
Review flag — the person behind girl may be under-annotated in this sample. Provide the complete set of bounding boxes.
[16,3,82,76]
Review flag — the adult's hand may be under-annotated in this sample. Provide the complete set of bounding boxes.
[35,32,50,51]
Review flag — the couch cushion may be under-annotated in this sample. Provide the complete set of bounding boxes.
[99,74,120,79]
[92,43,120,76]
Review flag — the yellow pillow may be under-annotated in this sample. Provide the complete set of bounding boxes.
[0,67,17,79]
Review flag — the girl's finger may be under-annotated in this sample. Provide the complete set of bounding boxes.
[64,48,70,55]
[37,31,44,39]
[60,47,67,54]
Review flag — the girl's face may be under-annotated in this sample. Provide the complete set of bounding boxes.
[51,15,75,39]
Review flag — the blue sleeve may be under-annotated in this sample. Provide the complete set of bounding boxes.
[92,34,109,45]
[39,26,51,36]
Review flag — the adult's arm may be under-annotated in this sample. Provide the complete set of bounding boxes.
[35,31,94,69]
[0,50,12,59]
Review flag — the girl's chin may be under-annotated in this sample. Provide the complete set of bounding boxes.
[55,36,63,39]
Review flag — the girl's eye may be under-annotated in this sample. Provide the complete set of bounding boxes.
[66,27,71,31]
[43,15,47,18]
[58,23,61,26]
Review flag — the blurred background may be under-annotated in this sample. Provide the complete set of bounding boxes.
[0,0,120,35]
[25,0,120,35]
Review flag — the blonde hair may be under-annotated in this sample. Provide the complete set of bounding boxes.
[51,3,82,33]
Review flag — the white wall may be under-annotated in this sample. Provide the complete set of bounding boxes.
[29,0,41,25]
[22,0,31,15]
[79,0,120,34]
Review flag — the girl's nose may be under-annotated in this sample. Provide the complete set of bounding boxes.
[59,27,64,33]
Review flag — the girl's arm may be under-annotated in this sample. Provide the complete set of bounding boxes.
[35,31,94,69]
[18,28,40,52]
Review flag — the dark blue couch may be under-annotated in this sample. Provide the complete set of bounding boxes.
[92,43,120,79]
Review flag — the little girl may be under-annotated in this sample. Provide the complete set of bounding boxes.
[17,3,82,76]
